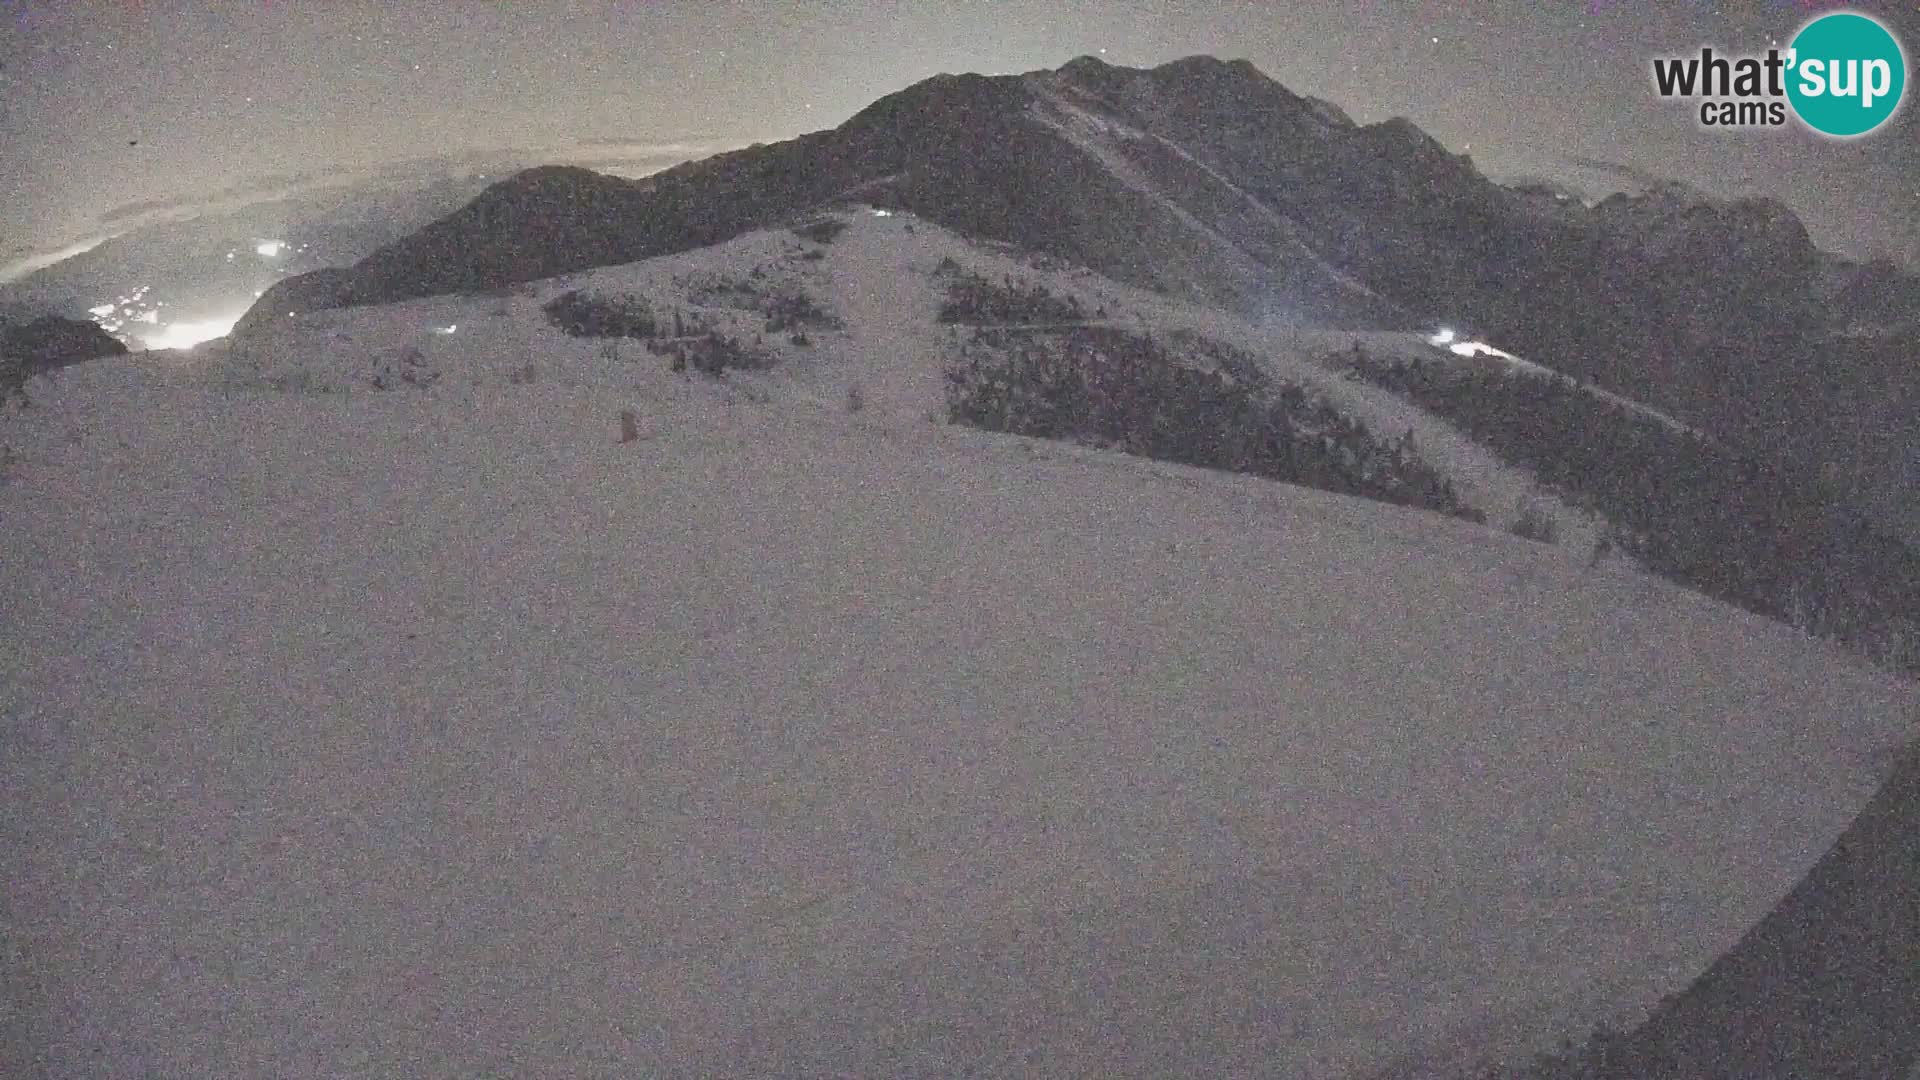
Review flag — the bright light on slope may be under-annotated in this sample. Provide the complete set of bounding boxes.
[1426,326,1518,361]
[140,313,245,351]
[1448,340,1519,360]
[255,239,285,257]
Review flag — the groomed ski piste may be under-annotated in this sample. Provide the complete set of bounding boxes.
[4,210,1915,1077]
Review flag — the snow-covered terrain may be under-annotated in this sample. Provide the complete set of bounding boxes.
[4,212,1916,1077]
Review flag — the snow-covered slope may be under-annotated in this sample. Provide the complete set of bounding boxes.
[4,214,1916,1078]
[223,210,1612,549]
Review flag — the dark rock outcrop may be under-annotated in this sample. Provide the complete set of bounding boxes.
[0,313,129,374]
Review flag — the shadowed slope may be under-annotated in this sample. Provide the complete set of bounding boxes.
[1607,737,1920,1078]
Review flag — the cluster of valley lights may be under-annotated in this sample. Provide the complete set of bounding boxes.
[85,287,245,352]
[1427,326,1519,360]
[81,237,300,353]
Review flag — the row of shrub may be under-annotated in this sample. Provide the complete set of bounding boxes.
[543,290,662,339]
[1340,348,1920,672]
[936,263,1100,326]
[945,326,1483,523]
[644,332,775,378]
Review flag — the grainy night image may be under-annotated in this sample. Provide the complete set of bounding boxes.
[3,2,1918,1077]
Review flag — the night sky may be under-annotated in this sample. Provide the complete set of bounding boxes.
[4,0,1918,267]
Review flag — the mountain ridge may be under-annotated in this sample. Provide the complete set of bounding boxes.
[233,53,1919,545]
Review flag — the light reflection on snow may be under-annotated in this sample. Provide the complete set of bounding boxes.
[1426,327,1516,361]
[1448,340,1518,360]
[139,312,245,351]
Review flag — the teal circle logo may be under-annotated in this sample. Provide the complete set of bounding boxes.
[1786,11,1907,137]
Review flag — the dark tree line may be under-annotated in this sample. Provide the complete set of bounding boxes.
[946,326,1482,523]
[1342,349,1920,671]
[936,267,1095,326]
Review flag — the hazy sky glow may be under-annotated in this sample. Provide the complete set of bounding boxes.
[4,0,1918,264]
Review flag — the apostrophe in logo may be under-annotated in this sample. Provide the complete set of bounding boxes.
[1785,11,1906,138]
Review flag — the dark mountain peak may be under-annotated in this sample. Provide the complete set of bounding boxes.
[1043,53,1332,147]
[1364,116,1449,155]
[233,267,358,338]
[475,164,640,206]
[839,68,1029,138]
[1353,116,1484,191]
[1058,54,1113,79]
[1149,54,1264,83]
[1032,54,1135,107]
[1596,183,1813,257]
[438,166,642,229]
[497,163,612,189]
[1042,54,1304,117]
[1144,54,1303,112]
[1300,95,1356,129]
